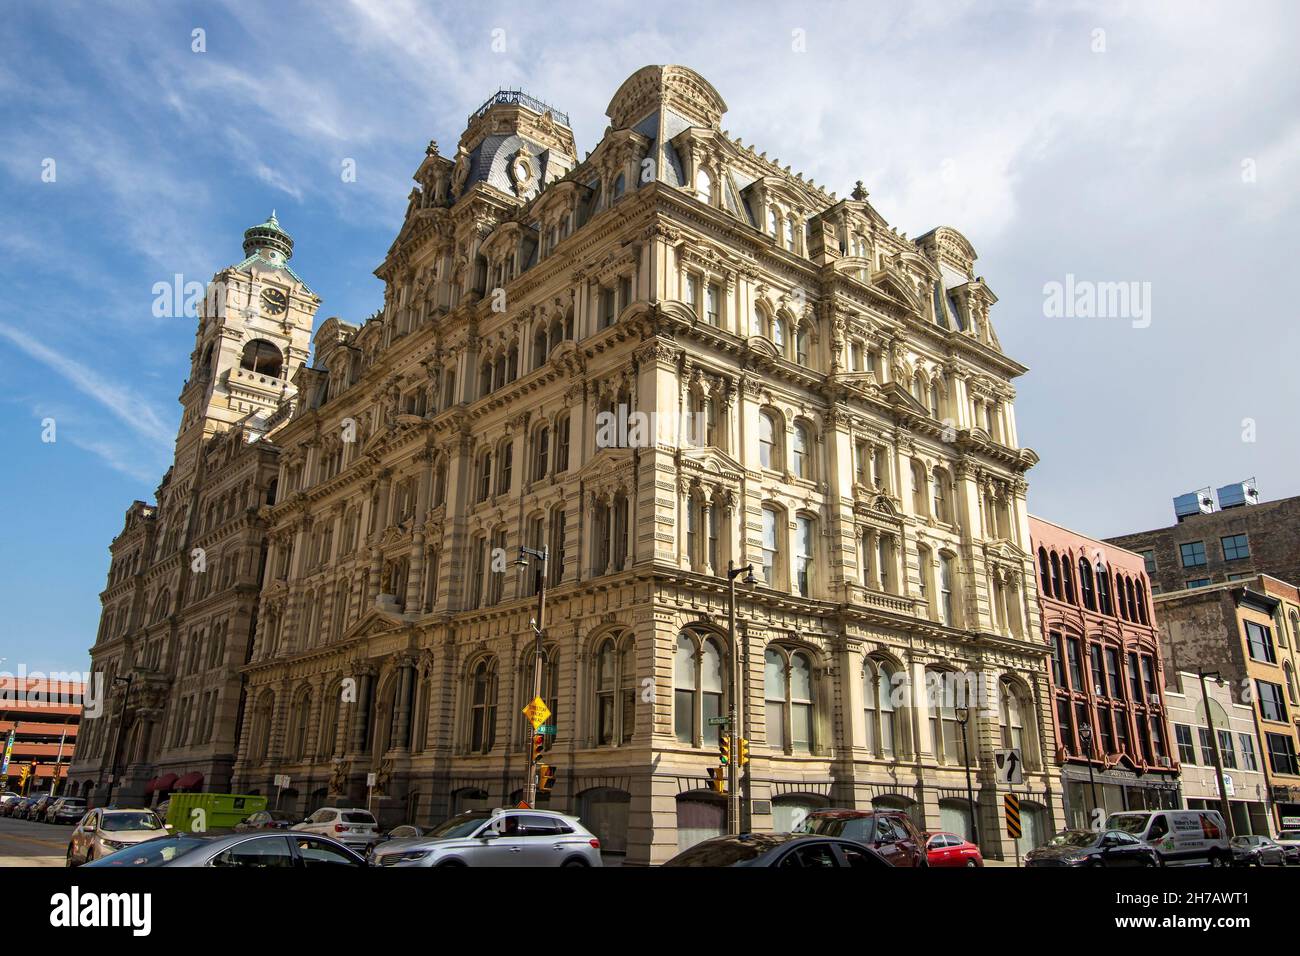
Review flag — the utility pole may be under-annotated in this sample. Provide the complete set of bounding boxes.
[103,674,133,807]
[726,561,756,835]
[49,719,70,797]
[518,546,549,807]
[1199,670,1236,838]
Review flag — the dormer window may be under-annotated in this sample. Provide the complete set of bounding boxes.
[694,168,712,205]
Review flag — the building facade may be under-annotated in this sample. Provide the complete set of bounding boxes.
[73,66,1061,864]
[0,677,83,794]
[1107,486,1300,596]
[1154,575,1300,831]
[1028,517,1179,826]
[1163,670,1271,836]
[67,214,317,806]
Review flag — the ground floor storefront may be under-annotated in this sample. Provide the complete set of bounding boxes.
[1059,764,1179,828]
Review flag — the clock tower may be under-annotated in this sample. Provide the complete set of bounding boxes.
[175,212,319,473]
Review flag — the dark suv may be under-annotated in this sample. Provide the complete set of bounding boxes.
[800,809,929,867]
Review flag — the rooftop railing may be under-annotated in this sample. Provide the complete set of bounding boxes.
[471,89,570,127]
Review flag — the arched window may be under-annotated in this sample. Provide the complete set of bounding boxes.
[531,425,550,483]
[911,461,929,517]
[1049,552,1062,600]
[467,657,498,754]
[1285,661,1298,706]
[792,422,813,479]
[863,657,901,757]
[289,689,312,760]
[1000,679,1026,755]
[784,216,796,253]
[939,554,957,626]
[928,669,975,765]
[594,634,637,746]
[1039,548,1051,593]
[768,208,780,239]
[1061,559,1075,605]
[1097,568,1113,615]
[794,514,815,597]
[766,647,816,754]
[758,410,780,471]
[929,381,942,418]
[495,438,513,496]
[1079,557,1096,610]
[932,468,951,523]
[674,632,725,746]
[694,168,712,204]
[795,326,810,365]
[772,315,787,351]
[240,339,283,378]
[760,505,781,587]
[476,451,492,502]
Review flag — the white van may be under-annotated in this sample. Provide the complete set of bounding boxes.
[1105,810,1230,867]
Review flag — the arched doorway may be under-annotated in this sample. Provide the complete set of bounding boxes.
[939,798,977,843]
[1016,801,1047,855]
[579,788,631,858]
[676,792,726,852]
[452,787,491,814]
[873,794,922,829]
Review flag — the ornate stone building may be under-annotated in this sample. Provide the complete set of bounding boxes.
[73,66,1062,864]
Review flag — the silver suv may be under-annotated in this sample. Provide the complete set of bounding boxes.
[369,809,602,867]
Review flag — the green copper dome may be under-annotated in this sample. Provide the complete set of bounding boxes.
[242,210,294,261]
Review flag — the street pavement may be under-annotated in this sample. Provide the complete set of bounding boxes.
[0,816,76,867]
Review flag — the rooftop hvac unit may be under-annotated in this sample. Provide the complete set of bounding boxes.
[1173,489,1215,521]
[1216,479,1259,510]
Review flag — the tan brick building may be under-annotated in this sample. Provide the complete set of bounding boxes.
[72,66,1061,863]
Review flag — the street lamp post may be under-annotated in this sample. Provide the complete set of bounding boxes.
[725,560,756,835]
[1198,669,1236,838]
[103,674,134,807]
[516,546,549,807]
[1079,722,1099,824]
[954,706,978,848]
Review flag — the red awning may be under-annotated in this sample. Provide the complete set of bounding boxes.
[174,772,203,790]
[144,777,158,795]
[154,772,179,792]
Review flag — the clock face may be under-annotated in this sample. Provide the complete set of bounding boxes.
[261,288,288,315]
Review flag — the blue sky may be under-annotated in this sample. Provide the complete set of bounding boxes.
[2,0,1297,674]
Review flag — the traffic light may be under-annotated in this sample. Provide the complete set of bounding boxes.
[718,734,731,766]
[738,738,750,766]
[707,766,727,794]
[531,733,545,762]
[17,765,30,792]
[537,764,556,795]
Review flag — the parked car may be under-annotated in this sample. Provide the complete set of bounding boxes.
[799,809,928,867]
[1106,809,1230,867]
[1273,829,1300,864]
[1025,829,1161,867]
[66,808,169,866]
[664,832,891,867]
[292,807,378,851]
[0,793,24,816]
[925,831,983,867]
[45,797,88,824]
[84,831,367,868]
[1230,835,1288,867]
[368,809,602,867]
[374,824,425,845]
[234,809,300,832]
[12,796,43,820]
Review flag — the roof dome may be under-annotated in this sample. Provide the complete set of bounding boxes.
[242,210,294,261]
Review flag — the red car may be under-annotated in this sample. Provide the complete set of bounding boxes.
[925,831,983,867]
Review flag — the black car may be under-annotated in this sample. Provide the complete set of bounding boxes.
[1026,829,1161,867]
[663,832,892,867]
[12,796,44,820]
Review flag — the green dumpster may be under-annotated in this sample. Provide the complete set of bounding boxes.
[166,793,267,833]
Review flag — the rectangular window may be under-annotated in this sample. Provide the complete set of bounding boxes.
[1050,632,1066,687]
[761,508,778,587]
[1186,578,1211,589]
[554,417,570,473]
[1128,653,1143,703]
[1257,680,1288,723]
[1179,541,1207,567]
[1265,733,1300,776]
[1198,726,1216,766]
[1220,533,1250,561]
[1066,637,1083,691]
[1239,733,1259,772]
[600,287,616,327]
[1090,645,1106,697]
[618,275,632,313]
[1217,729,1237,769]
[795,516,813,597]
[1057,697,1075,754]
[1175,724,1196,764]
[1140,549,1157,575]
[685,274,699,310]
[1097,704,1114,754]
[706,282,721,326]
[1246,621,1276,664]
[1105,647,1123,698]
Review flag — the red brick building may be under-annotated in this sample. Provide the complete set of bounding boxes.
[0,676,85,794]
[1029,517,1179,825]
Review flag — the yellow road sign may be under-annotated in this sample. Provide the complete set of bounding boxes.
[522,697,552,730]
[1004,793,1021,839]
